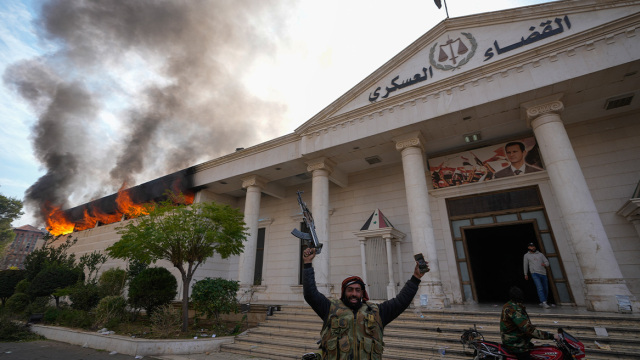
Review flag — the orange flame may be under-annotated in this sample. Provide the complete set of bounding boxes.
[46,185,194,236]
[45,205,76,236]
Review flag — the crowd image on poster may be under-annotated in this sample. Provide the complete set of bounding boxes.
[428,137,544,189]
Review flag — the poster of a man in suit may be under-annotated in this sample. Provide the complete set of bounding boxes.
[428,137,544,189]
[494,141,543,178]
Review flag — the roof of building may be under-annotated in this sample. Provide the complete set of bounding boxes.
[14,224,46,233]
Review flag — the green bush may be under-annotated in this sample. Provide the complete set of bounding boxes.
[0,270,26,306]
[191,277,239,322]
[43,307,61,323]
[150,304,181,338]
[6,293,30,313]
[14,279,30,295]
[98,268,127,297]
[30,264,84,307]
[0,314,44,342]
[24,297,51,316]
[55,308,92,329]
[93,296,128,329]
[69,282,101,311]
[128,267,177,316]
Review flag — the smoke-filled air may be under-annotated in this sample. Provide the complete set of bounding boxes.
[3,0,295,227]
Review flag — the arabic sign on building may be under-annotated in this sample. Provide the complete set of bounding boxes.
[484,15,572,61]
[428,136,544,189]
[368,66,433,102]
[365,14,575,104]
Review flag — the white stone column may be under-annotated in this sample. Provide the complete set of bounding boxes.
[307,158,333,295]
[525,99,639,312]
[360,239,368,286]
[238,175,266,290]
[384,235,397,298]
[393,131,449,308]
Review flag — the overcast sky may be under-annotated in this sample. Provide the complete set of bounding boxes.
[0,0,555,228]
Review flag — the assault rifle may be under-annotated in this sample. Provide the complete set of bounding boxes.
[291,190,323,254]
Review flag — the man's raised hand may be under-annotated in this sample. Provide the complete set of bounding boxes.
[303,248,316,264]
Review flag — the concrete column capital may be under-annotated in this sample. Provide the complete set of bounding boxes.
[241,175,268,189]
[306,157,335,174]
[521,94,564,128]
[393,131,426,152]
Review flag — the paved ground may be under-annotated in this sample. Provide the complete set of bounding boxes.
[0,340,271,360]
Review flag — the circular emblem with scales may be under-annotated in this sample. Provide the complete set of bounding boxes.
[429,32,477,71]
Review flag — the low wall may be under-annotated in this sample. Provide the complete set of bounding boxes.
[30,324,235,356]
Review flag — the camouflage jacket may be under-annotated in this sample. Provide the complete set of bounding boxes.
[500,300,554,353]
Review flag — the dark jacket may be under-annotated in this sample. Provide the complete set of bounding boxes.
[494,164,542,178]
[302,264,420,327]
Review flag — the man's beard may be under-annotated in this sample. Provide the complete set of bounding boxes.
[342,296,362,310]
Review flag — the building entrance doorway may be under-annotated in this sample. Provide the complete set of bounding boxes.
[464,223,552,305]
[446,186,574,305]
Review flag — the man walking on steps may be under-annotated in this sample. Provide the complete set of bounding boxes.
[523,242,551,308]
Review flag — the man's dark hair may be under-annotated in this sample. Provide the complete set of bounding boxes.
[505,141,525,152]
[509,286,525,303]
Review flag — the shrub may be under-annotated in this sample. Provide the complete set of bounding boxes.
[0,270,26,306]
[150,304,181,338]
[128,267,177,316]
[191,277,239,322]
[30,264,84,307]
[55,308,92,329]
[43,307,61,323]
[93,296,128,329]
[98,268,127,297]
[0,314,44,341]
[67,282,100,311]
[14,279,30,295]
[6,293,30,313]
[24,296,51,316]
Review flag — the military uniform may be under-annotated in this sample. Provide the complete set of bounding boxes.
[500,300,554,357]
[303,265,420,360]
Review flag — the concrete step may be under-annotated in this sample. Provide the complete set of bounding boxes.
[221,305,640,360]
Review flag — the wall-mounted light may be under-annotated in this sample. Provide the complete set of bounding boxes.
[464,132,481,143]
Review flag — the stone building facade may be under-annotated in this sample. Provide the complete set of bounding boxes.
[65,0,640,313]
[1,225,46,269]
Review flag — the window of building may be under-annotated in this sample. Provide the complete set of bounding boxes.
[253,228,266,285]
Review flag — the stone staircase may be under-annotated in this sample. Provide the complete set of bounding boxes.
[221,304,640,359]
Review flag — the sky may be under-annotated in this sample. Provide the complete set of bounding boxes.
[0,0,555,229]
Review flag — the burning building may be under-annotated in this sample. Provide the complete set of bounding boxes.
[53,0,640,313]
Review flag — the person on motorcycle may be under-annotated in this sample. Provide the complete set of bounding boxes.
[500,286,560,360]
[301,247,427,360]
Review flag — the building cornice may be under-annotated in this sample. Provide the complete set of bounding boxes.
[194,133,299,172]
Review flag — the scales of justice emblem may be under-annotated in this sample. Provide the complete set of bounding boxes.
[429,32,477,71]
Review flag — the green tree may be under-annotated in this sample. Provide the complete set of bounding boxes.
[78,251,108,284]
[23,235,77,281]
[29,264,84,307]
[0,190,23,255]
[107,199,247,332]
[0,269,26,306]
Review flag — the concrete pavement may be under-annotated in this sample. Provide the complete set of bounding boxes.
[0,340,272,360]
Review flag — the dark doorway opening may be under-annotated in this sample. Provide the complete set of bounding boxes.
[464,223,555,305]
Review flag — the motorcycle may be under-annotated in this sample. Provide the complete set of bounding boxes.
[460,326,586,360]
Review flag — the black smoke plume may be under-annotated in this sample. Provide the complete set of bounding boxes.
[3,0,293,225]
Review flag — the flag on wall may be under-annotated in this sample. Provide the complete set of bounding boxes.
[360,209,395,231]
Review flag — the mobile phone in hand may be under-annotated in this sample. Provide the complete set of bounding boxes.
[414,253,430,274]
